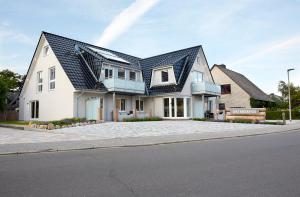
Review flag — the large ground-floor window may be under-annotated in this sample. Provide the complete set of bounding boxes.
[30,100,39,119]
[163,97,191,118]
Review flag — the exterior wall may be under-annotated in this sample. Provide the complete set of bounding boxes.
[19,35,75,121]
[211,67,251,108]
[192,95,204,118]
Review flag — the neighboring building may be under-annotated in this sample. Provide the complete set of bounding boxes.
[211,64,271,109]
[19,32,220,121]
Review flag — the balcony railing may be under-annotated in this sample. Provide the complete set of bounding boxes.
[103,78,145,94]
[191,81,221,96]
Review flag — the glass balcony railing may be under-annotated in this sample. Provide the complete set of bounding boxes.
[191,81,221,95]
[103,78,145,94]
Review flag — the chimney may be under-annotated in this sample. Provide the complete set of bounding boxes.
[213,64,226,69]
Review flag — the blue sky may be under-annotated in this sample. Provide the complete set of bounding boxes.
[0,0,299,94]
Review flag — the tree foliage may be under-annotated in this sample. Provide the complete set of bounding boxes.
[278,80,300,109]
[0,69,22,91]
[0,79,8,112]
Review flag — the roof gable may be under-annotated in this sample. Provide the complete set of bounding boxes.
[139,46,201,95]
[213,65,270,101]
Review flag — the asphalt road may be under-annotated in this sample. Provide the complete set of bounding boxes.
[1,130,300,197]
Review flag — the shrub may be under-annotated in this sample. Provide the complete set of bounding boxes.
[266,110,300,120]
[123,117,162,122]
[193,118,209,121]
[33,117,87,126]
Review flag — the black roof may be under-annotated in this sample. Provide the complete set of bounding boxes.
[212,64,271,101]
[42,32,202,95]
[43,32,140,91]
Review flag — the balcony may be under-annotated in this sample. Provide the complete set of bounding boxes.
[103,78,145,94]
[191,81,221,96]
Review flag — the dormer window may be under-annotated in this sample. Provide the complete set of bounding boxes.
[43,45,50,56]
[129,71,136,81]
[105,68,113,79]
[118,69,125,79]
[161,70,169,82]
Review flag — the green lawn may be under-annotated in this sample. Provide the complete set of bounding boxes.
[0,121,29,125]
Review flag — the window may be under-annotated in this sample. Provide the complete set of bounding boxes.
[161,70,169,82]
[164,98,169,117]
[176,98,184,117]
[219,103,225,110]
[30,101,39,119]
[43,45,50,56]
[129,71,136,81]
[37,71,43,92]
[120,99,126,111]
[193,71,203,82]
[221,84,231,94]
[118,69,125,79]
[105,68,113,79]
[135,100,144,111]
[49,67,55,90]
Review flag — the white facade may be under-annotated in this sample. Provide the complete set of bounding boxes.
[20,35,220,122]
[19,35,75,121]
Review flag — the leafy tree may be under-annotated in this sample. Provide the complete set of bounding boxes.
[0,69,22,91]
[0,79,8,112]
[278,80,300,109]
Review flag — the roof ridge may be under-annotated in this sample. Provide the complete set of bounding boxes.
[217,65,270,101]
[42,31,142,60]
[141,45,201,61]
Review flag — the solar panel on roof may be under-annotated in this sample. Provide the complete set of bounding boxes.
[87,46,129,64]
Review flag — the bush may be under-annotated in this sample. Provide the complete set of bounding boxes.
[123,117,162,122]
[266,110,300,120]
[193,118,209,121]
[33,117,87,126]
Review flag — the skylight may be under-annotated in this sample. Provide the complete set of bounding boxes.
[87,46,129,64]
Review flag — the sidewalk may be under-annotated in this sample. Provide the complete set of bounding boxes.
[1,121,300,155]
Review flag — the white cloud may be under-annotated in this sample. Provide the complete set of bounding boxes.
[230,35,300,65]
[96,0,160,47]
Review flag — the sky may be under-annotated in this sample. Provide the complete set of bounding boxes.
[0,0,299,94]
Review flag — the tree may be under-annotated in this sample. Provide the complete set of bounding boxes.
[0,79,8,112]
[278,80,300,109]
[0,69,22,91]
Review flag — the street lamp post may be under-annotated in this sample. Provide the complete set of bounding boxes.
[287,68,295,122]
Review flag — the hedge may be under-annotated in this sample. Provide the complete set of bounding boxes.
[122,117,162,122]
[266,110,300,120]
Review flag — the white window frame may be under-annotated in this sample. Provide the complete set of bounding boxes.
[193,71,203,82]
[119,99,126,112]
[129,71,136,81]
[161,70,169,83]
[49,67,56,91]
[163,97,191,118]
[135,100,144,112]
[43,45,50,57]
[117,68,125,79]
[37,71,43,93]
[104,68,113,79]
[30,100,39,119]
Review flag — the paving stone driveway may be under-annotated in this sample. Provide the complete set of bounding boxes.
[0,121,277,145]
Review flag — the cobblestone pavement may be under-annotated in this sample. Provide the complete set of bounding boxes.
[0,121,278,145]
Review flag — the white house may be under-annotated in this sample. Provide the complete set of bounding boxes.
[19,32,221,121]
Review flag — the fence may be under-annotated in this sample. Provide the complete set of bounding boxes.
[0,111,19,121]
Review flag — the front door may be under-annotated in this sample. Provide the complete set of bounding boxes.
[86,97,100,120]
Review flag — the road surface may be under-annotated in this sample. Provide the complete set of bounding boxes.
[1,130,300,197]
